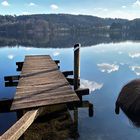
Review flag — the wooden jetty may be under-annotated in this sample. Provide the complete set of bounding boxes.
[11,55,79,111]
[0,44,93,140]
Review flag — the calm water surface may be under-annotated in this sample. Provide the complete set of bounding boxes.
[0,41,140,140]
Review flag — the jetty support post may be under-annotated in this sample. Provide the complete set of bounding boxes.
[73,43,81,132]
[73,106,78,133]
[74,43,81,90]
[89,103,94,117]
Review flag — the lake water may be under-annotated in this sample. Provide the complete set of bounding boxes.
[1,39,140,139]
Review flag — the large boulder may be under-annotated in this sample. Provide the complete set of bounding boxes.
[115,79,140,116]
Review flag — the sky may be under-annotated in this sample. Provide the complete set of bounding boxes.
[0,0,140,20]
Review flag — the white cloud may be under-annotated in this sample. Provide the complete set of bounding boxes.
[80,79,103,93]
[122,6,126,9]
[8,54,14,60]
[97,63,119,73]
[130,66,140,76]
[1,1,10,6]
[53,51,60,56]
[104,10,138,20]
[132,0,140,7]
[50,4,59,10]
[89,9,140,20]
[29,2,36,6]
[129,52,140,58]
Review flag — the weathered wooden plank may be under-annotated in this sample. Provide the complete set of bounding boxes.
[19,70,64,79]
[24,55,51,58]
[0,109,39,140]
[12,91,77,105]
[23,61,56,66]
[14,90,75,101]
[16,82,70,91]
[21,69,61,77]
[21,68,61,72]
[18,77,66,87]
[21,59,59,65]
[20,68,58,78]
[15,86,72,97]
[17,79,67,88]
[11,95,79,111]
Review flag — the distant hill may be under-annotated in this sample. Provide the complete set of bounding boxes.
[16,14,128,27]
[0,14,129,35]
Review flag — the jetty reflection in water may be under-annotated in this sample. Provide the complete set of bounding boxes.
[23,104,79,140]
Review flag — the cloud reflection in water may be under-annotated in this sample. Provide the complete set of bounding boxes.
[129,52,140,58]
[53,51,60,56]
[130,66,140,76]
[97,63,119,73]
[7,54,14,60]
[80,79,103,93]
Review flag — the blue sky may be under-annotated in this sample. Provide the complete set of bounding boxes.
[0,0,140,19]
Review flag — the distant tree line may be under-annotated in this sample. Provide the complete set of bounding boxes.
[0,14,132,36]
[110,19,140,33]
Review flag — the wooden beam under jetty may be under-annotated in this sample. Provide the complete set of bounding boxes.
[54,60,60,65]
[75,88,89,101]
[67,101,94,117]
[62,71,73,77]
[5,82,18,87]
[66,77,80,86]
[4,75,20,82]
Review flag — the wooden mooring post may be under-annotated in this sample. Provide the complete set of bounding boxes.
[73,43,81,133]
[74,43,81,90]
[73,43,94,118]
